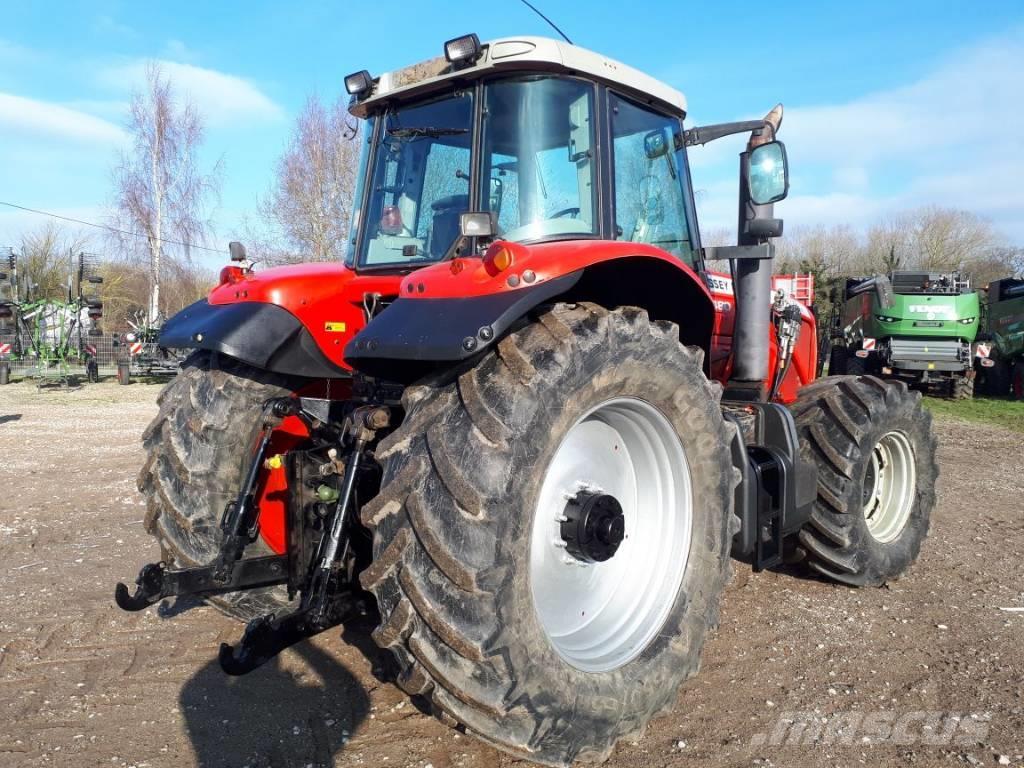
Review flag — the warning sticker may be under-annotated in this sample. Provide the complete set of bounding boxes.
[324,322,347,333]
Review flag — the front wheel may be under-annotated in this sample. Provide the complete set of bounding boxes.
[790,376,938,586]
[360,304,737,765]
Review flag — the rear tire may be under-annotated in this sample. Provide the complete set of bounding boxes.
[790,376,938,586]
[951,374,974,400]
[137,350,298,621]
[360,304,737,765]
[844,351,867,376]
[828,345,848,375]
[978,358,1010,397]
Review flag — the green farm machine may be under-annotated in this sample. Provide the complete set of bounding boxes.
[975,277,1024,398]
[827,270,979,398]
[0,249,105,386]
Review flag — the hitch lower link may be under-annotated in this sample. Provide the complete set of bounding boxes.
[115,399,390,675]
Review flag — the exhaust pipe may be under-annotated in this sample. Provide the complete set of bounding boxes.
[730,106,783,391]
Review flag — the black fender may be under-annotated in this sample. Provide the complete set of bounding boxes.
[160,299,349,378]
[345,271,581,382]
[347,256,716,383]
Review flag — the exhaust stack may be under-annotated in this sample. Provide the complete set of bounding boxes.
[730,106,784,394]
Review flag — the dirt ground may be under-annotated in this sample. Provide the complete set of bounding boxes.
[0,380,1021,768]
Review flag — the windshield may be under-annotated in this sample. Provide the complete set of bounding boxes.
[350,76,603,269]
[355,90,474,267]
[479,77,597,241]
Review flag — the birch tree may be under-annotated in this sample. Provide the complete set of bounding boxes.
[112,63,220,324]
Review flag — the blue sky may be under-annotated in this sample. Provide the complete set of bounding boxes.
[1,0,1022,268]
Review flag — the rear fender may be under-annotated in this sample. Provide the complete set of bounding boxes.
[346,239,715,382]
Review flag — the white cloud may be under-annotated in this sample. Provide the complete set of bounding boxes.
[98,59,282,125]
[693,28,1024,240]
[93,15,138,39]
[0,93,125,144]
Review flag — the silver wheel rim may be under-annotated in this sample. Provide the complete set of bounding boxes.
[529,397,692,673]
[862,430,917,543]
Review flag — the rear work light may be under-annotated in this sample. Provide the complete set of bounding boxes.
[219,265,246,286]
[344,70,373,97]
[444,33,482,66]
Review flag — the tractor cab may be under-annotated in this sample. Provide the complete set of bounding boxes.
[344,35,700,271]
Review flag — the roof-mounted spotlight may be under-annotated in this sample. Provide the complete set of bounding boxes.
[344,70,373,98]
[444,33,482,67]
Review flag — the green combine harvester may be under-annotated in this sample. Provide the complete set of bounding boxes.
[975,276,1024,398]
[828,270,979,398]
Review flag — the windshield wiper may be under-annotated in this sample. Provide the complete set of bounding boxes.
[386,126,469,139]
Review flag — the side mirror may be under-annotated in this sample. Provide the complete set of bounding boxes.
[747,141,789,205]
[228,241,248,262]
[643,129,670,159]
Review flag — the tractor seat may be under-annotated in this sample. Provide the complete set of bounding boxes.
[429,194,468,258]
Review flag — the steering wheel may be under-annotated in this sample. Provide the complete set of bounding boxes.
[552,207,580,219]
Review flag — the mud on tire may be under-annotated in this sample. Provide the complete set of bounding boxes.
[360,303,737,766]
[790,375,938,586]
[137,350,298,621]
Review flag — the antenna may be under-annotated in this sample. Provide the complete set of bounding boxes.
[518,0,573,44]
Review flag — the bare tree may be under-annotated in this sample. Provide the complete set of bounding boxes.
[908,206,998,271]
[258,94,361,262]
[112,63,220,324]
[862,213,913,274]
[17,223,91,301]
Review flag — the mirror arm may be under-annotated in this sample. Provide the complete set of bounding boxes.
[702,244,775,261]
[684,120,767,147]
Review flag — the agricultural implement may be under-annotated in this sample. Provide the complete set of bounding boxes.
[113,313,188,385]
[115,35,937,765]
[0,250,104,386]
[827,270,979,398]
[975,276,1024,397]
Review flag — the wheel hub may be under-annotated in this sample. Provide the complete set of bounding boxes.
[529,397,693,672]
[561,490,625,563]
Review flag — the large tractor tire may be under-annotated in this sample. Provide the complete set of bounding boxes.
[360,303,737,766]
[977,358,1010,397]
[843,350,868,376]
[951,373,974,400]
[790,376,938,586]
[137,350,297,621]
[827,345,848,375]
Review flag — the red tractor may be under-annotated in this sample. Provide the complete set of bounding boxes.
[116,35,938,765]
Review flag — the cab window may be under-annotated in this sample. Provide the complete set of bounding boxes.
[479,77,598,242]
[610,93,694,264]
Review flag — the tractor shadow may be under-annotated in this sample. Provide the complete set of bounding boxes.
[179,636,374,768]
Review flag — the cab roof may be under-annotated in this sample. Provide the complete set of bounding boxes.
[348,35,687,119]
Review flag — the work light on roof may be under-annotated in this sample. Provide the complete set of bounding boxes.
[444,33,482,66]
[344,70,373,97]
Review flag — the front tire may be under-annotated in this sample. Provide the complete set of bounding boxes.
[137,350,298,620]
[360,304,737,765]
[790,376,938,586]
